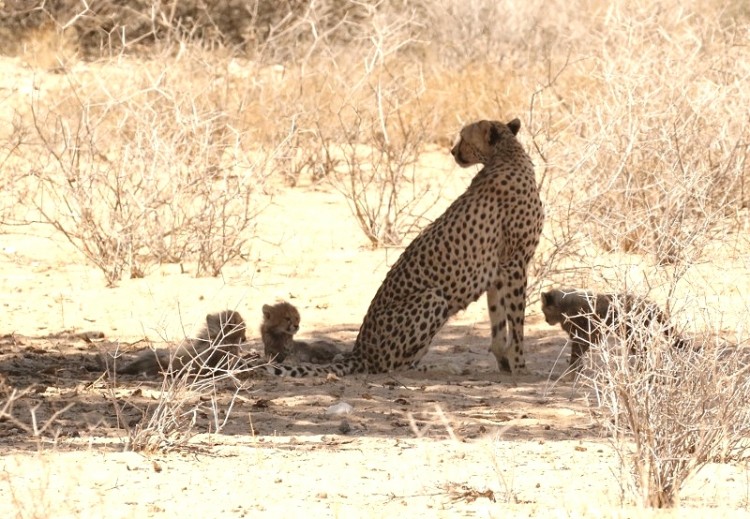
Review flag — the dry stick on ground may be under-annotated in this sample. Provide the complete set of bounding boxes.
[0,387,75,446]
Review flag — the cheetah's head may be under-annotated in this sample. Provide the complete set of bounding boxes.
[450,118,521,167]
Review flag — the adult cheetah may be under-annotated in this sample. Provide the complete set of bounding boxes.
[271,118,543,376]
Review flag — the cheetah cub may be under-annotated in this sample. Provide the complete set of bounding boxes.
[261,302,342,364]
[105,310,246,376]
[541,288,686,371]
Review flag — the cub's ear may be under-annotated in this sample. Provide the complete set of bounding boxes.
[541,291,552,306]
[206,312,220,327]
[507,118,521,136]
[262,305,272,319]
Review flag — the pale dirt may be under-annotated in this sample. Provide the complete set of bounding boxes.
[0,56,749,518]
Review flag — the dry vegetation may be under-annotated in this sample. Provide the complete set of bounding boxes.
[1,0,750,514]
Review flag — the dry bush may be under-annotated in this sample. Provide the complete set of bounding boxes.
[17,51,270,285]
[116,369,245,453]
[1,0,748,302]
[325,101,439,247]
[0,0,372,56]
[103,338,260,453]
[0,118,27,226]
[581,300,750,508]
[549,2,750,266]
[274,2,447,246]
[3,0,583,257]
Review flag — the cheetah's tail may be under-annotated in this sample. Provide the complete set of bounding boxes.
[266,353,365,378]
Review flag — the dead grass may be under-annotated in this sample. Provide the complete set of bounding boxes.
[6,0,745,269]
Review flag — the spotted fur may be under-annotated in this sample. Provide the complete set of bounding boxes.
[271,119,544,377]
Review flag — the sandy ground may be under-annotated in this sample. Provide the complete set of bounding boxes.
[1,56,750,518]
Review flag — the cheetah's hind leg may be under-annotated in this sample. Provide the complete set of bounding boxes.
[360,288,451,372]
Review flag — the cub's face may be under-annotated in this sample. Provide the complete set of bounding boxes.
[262,302,301,336]
[540,291,565,325]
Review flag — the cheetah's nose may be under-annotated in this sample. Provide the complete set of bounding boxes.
[450,145,458,157]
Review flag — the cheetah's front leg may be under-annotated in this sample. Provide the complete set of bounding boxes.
[487,283,511,372]
[487,270,529,375]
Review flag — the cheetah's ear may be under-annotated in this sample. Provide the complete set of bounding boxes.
[507,118,521,136]
[262,304,272,319]
[541,292,550,306]
[488,123,501,145]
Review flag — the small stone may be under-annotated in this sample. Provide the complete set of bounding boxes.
[326,402,353,415]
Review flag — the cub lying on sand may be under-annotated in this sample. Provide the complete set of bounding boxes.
[541,288,687,370]
[103,310,246,376]
[260,302,342,365]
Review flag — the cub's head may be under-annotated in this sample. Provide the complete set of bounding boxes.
[541,288,597,326]
[450,118,521,167]
[261,301,301,336]
[206,310,247,344]
[540,290,566,325]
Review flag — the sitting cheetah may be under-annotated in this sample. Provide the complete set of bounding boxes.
[271,118,544,377]
[102,310,246,376]
[541,288,687,371]
[261,302,300,362]
[260,302,342,364]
